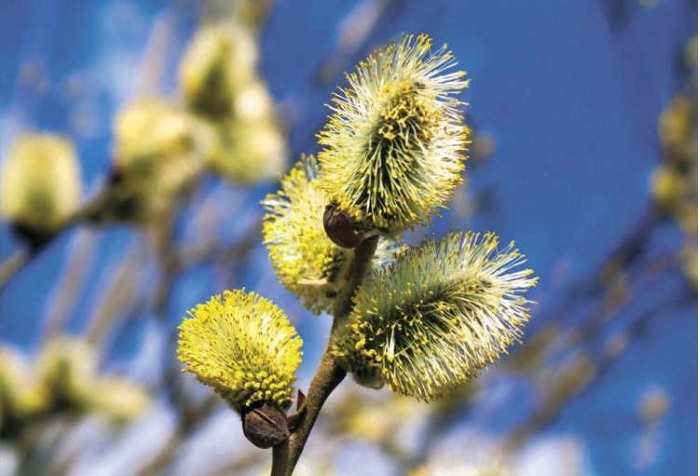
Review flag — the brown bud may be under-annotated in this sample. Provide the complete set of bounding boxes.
[287,390,307,431]
[350,365,385,390]
[242,402,289,449]
[323,203,362,248]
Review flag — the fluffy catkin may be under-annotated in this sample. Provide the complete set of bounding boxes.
[335,232,537,401]
[262,155,399,315]
[177,289,302,411]
[318,33,471,232]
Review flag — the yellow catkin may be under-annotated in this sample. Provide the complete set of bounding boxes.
[318,34,471,232]
[107,98,211,222]
[37,336,97,407]
[177,289,302,411]
[262,155,399,315]
[113,98,207,193]
[206,113,287,185]
[335,232,537,401]
[40,337,151,420]
[0,134,82,233]
[0,346,47,418]
[179,22,258,119]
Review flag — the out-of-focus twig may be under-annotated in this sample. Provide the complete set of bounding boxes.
[0,248,30,290]
[498,292,694,458]
[42,229,97,342]
[84,240,146,347]
[316,0,398,84]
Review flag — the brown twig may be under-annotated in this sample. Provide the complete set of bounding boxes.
[42,229,97,342]
[271,236,379,476]
[0,248,30,290]
[498,292,694,458]
[84,240,145,346]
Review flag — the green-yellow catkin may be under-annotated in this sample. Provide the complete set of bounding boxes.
[114,98,209,191]
[87,378,151,421]
[179,21,258,119]
[0,134,82,234]
[653,55,697,285]
[35,337,149,421]
[232,78,276,122]
[318,33,471,232]
[0,346,47,421]
[204,77,288,184]
[206,114,287,184]
[335,232,538,401]
[0,339,149,427]
[410,461,508,476]
[177,289,302,411]
[108,98,211,222]
[262,155,399,315]
[180,20,288,184]
[37,336,97,409]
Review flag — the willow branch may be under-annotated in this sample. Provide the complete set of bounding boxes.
[0,248,30,290]
[271,235,379,476]
[42,229,97,342]
[270,349,346,476]
[332,235,380,329]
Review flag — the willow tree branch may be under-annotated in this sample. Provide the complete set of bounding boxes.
[271,349,346,476]
[0,248,30,290]
[332,235,380,329]
[271,235,379,476]
[42,229,97,342]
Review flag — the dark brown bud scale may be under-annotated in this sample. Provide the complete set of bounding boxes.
[323,203,362,248]
[242,402,290,449]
